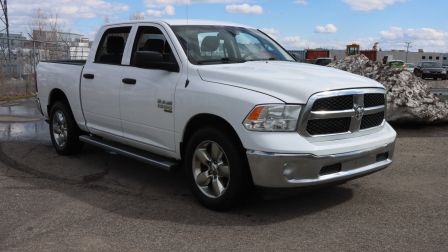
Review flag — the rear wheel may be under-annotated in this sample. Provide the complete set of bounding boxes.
[185,127,251,210]
[49,101,83,155]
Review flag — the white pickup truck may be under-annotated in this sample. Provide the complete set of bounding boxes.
[37,20,396,210]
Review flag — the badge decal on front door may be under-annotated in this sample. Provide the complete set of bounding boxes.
[157,99,173,113]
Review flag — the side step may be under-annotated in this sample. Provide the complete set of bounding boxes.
[79,135,178,171]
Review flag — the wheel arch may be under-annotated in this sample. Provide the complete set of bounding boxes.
[47,88,70,115]
[47,88,81,133]
[180,113,245,160]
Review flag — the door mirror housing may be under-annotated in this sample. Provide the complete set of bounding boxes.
[134,51,179,72]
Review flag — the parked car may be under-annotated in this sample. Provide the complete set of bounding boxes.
[36,20,396,210]
[314,57,333,66]
[387,60,405,69]
[404,63,415,72]
[414,61,447,80]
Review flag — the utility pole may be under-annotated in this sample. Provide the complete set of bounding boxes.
[404,41,411,63]
[0,0,10,61]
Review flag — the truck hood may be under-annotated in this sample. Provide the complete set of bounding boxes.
[197,61,384,104]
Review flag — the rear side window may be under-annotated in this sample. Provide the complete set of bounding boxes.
[95,27,131,65]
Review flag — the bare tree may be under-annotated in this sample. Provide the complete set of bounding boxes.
[28,8,71,61]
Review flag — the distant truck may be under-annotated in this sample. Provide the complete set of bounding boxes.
[36,20,396,210]
[305,49,330,61]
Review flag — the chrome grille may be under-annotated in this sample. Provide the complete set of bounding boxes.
[312,95,353,111]
[361,111,385,129]
[364,93,385,108]
[306,117,351,135]
[299,88,386,140]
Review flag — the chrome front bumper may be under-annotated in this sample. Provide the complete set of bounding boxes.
[246,142,395,188]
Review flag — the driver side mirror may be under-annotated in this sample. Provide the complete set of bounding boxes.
[134,51,179,72]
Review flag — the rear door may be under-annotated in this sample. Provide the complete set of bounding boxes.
[81,26,132,137]
[119,24,182,152]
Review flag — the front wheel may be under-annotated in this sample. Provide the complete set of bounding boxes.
[49,101,83,155]
[185,127,251,210]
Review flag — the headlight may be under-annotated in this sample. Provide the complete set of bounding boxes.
[423,70,430,73]
[442,70,447,74]
[243,104,301,131]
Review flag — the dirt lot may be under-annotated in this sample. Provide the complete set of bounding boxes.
[0,99,447,251]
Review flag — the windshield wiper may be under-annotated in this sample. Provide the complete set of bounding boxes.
[196,58,246,65]
[246,57,279,61]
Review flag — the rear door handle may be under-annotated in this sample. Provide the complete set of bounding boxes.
[122,78,136,85]
[83,73,94,79]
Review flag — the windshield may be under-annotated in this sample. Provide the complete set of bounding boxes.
[422,62,442,68]
[171,25,295,65]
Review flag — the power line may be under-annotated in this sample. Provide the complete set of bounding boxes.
[404,41,411,63]
[0,0,10,61]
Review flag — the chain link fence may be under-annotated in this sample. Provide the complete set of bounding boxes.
[0,38,90,100]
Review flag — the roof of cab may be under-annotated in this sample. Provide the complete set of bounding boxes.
[103,19,254,29]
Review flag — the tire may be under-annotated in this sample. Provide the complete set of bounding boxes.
[49,101,83,155]
[184,127,251,210]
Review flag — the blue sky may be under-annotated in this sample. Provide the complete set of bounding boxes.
[8,0,448,52]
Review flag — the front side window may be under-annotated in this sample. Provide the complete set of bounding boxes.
[171,25,295,65]
[95,27,131,65]
[130,26,176,67]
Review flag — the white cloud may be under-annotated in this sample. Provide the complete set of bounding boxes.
[260,28,278,39]
[146,5,176,17]
[130,12,146,20]
[379,26,404,39]
[379,26,448,51]
[146,9,164,17]
[8,0,129,34]
[282,36,318,49]
[164,5,176,15]
[315,24,338,33]
[145,0,244,7]
[344,0,405,11]
[294,0,308,5]
[282,35,375,50]
[225,4,263,14]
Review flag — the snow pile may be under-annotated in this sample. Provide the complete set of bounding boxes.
[329,55,448,123]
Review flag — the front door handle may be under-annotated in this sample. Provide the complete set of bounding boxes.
[83,73,94,79]
[122,78,137,85]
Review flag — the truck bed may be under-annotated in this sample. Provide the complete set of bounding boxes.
[36,61,85,124]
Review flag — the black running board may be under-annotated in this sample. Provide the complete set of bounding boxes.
[79,135,178,171]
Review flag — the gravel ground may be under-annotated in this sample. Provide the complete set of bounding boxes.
[427,79,448,89]
[0,99,447,251]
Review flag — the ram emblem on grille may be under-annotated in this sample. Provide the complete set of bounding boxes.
[353,105,365,121]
